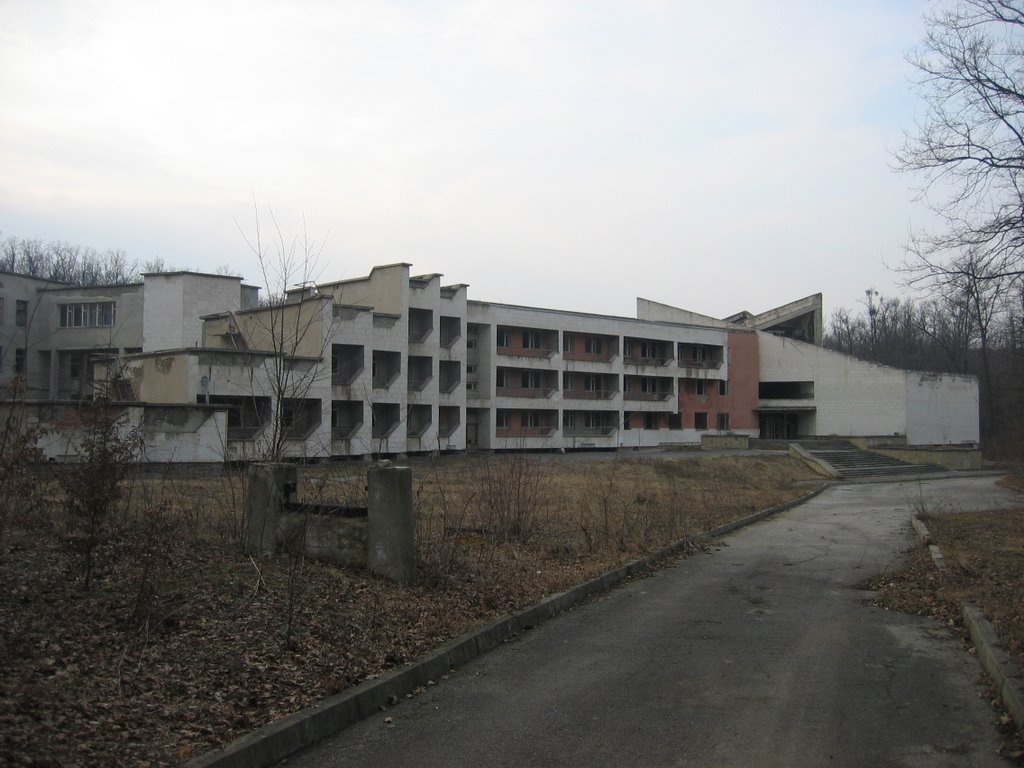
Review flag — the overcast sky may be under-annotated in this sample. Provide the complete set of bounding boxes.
[1,0,934,320]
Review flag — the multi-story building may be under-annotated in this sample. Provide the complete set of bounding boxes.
[0,264,979,462]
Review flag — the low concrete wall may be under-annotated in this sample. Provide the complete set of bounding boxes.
[700,433,750,450]
[245,463,414,582]
[848,438,981,470]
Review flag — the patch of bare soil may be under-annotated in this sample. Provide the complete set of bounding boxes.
[0,454,820,767]
[869,493,1024,761]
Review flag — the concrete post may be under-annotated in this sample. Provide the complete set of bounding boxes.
[245,463,298,555]
[367,464,417,584]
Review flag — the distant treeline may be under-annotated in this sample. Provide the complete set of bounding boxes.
[0,235,153,286]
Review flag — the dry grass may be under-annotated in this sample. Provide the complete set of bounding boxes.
[1,453,821,767]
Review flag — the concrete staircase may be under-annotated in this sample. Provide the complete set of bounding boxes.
[797,441,947,480]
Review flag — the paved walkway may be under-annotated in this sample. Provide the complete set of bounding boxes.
[287,476,1020,768]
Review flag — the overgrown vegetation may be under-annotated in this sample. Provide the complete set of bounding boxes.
[0,452,820,766]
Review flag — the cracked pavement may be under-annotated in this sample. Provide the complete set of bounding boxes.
[287,476,1019,768]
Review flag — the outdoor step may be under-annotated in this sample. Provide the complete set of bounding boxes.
[802,444,947,479]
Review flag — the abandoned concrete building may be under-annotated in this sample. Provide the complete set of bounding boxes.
[0,264,979,462]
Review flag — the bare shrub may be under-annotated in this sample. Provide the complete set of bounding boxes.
[0,379,46,561]
[415,456,476,587]
[59,402,144,589]
[476,452,549,540]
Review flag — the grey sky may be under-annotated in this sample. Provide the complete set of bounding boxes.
[0,0,934,320]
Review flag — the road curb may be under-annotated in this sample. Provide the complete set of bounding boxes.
[912,515,1024,732]
[187,485,826,768]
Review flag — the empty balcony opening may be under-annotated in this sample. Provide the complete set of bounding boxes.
[624,337,674,365]
[331,400,364,439]
[440,315,461,347]
[438,405,461,437]
[372,402,401,438]
[206,395,271,440]
[563,372,618,400]
[281,398,322,439]
[495,408,557,437]
[372,350,402,389]
[678,343,724,369]
[332,344,364,385]
[408,355,433,391]
[496,366,557,398]
[563,332,617,362]
[467,323,484,351]
[623,411,669,430]
[562,410,617,437]
[439,360,461,393]
[409,308,433,343]
[496,325,557,357]
[407,404,432,438]
[758,381,814,399]
[624,375,674,401]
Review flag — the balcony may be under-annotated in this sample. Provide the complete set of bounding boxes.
[408,356,433,392]
[624,338,675,367]
[408,308,433,343]
[439,360,461,394]
[497,326,558,359]
[440,316,461,348]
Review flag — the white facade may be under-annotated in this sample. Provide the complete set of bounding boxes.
[0,264,980,461]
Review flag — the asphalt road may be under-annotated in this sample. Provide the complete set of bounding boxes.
[286,476,1020,768]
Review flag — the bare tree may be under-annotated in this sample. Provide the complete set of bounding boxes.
[897,1,1024,286]
[234,203,334,461]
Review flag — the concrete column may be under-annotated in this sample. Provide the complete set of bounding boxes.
[367,464,417,584]
[245,463,298,555]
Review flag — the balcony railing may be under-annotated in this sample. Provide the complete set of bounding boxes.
[624,354,675,366]
[563,425,617,437]
[496,386,556,399]
[497,346,556,359]
[563,389,618,400]
[439,378,461,394]
[496,426,557,437]
[624,390,674,401]
[680,359,723,370]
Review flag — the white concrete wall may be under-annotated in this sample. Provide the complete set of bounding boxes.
[758,332,908,438]
[905,373,980,445]
[144,273,243,351]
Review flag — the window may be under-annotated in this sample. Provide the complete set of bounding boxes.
[563,334,574,353]
[644,412,658,429]
[585,375,600,392]
[640,341,657,358]
[695,380,708,396]
[523,411,541,428]
[563,372,574,390]
[584,412,603,429]
[694,412,709,430]
[496,369,509,388]
[719,380,729,396]
[585,336,603,355]
[523,331,540,350]
[466,381,479,391]
[59,301,116,328]
[467,364,478,375]
[467,338,478,350]
[16,300,27,327]
[14,348,25,374]
[69,353,82,379]
[692,346,707,362]
[641,377,657,394]
[497,329,510,348]
[496,410,511,429]
[717,413,730,430]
